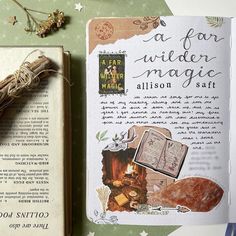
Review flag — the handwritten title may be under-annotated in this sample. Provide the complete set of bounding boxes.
[133,28,224,89]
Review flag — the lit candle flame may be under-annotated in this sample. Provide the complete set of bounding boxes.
[126,164,134,174]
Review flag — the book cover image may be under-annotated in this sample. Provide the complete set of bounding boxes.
[99,54,125,94]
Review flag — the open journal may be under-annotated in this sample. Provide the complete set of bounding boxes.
[86,16,236,225]
[0,47,71,236]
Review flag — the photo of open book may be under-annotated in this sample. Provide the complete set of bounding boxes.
[134,129,188,178]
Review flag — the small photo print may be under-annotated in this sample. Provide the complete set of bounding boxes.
[99,54,125,94]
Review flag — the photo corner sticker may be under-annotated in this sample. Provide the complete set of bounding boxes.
[99,54,125,94]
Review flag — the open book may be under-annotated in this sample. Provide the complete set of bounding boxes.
[0,47,71,236]
[86,16,236,225]
[134,129,188,178]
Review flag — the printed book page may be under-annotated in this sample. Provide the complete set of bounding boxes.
[87,16,231,225]
[162,139,187,177]
[134,130,167,169]
[0,47,66,236]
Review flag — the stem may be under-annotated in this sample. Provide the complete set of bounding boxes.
[31,16,44,22]
[10,0,39,26]
[26,12,40,26]
[11,0,25,10]
[26,8,49,15]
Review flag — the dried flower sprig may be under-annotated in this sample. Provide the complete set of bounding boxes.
[11,0,65,37]
[96,186,111,213]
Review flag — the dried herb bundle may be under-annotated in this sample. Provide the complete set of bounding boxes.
[0,56,53,117]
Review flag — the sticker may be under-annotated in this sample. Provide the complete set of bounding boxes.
[95,21,114,40]
[99,54,125,94]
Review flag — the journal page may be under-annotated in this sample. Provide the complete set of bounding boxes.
[87,16,231,225]
[229,17,236,222]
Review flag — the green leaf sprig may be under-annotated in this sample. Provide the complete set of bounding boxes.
[96,130,109,142]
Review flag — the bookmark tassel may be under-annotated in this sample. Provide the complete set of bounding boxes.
[225,223,236,236]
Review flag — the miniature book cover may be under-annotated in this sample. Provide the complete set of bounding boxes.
[99,54,125,94]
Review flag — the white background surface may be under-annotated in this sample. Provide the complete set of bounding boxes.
[165,0,236,17]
